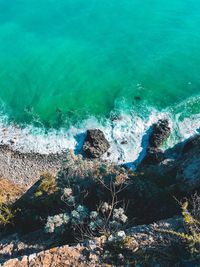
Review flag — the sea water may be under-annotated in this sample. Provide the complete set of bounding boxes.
[0,0,200,163]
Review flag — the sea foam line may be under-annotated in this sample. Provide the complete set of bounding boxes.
[0,109,200,166]
[0,110,200,164]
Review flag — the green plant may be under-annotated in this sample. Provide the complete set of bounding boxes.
[0,204,15,226]
[44,151,130,241]
[35,173,57,197]
[158,196,200,262]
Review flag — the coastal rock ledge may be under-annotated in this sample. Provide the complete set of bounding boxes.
[83,129,110,158]
[1,217,183,267]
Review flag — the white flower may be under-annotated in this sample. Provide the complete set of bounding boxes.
[63,188,72,198]
[46,223,54,233]
[45,213,70,233]
[108,234,115,242]
[77,205,86,213]
[76,205,88,220]
[101,202,111,213]
[71,210,80,219]
[120,214,128,223]
[45,217,55,233]
[90,211,98,219]
[67,196,75,205]
[117,231,126,240]
[62,214,70,224]
[113,208,127,223]
[54,215,63,227]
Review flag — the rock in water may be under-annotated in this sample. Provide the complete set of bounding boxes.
[149,119,171,148]
[83,129,110,158]
[141,119,171,165]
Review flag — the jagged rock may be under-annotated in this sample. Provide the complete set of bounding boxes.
[140,120,170,166]
[182,134,200,154]
[0,230,57,264]
[83,129,110,158]
[1,216,183,267]
[139,133,200,193]
[176,155,200,193]
[175,137,200,193]
[149,119,171,148]
[127,216,183,249]
[142,147,165,165]
[1,244,92,267]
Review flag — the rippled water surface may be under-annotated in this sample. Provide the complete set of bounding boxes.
[0,0,200,128]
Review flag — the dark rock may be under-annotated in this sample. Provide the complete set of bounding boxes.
[140,133,200,193]
[182,134,200,154]
[111,115,122,121]
[134,96,141,101]
[140,120,170,166]
[142,147,165,165]
[169,134,200,193]
[149,119,171,148]
[83,129,110,158]
[121,140,128,145]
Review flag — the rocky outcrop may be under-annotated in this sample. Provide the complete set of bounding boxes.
[1,216,183,267]
[128,216,183,249]
[142,147,165,165]
[141,119,171,165]
[175,134,200,193]
[140,134,200,193]
[1,130,200,266]
[176,155,200,193]
[83,129,110,158]
[1,244,94,267]
[182,134,200,154]
[149,119,171,148]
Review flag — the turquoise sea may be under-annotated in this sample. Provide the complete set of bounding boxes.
[0,0,200,161]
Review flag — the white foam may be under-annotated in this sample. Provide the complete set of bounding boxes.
[0,108,199,167]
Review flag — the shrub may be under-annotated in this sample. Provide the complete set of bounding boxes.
[44,151,130,241]
[35,173,57,197]
[158,194,200,262]
[0,204,14,226]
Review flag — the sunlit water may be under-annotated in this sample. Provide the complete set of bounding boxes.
[0,0,200,162]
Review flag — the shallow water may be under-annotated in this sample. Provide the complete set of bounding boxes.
[0,0,200,161]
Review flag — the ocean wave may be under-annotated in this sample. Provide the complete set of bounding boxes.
[0,101,200,167]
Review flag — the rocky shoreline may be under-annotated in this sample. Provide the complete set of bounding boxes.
[0,120,200,266]
[0,145,66,190]
[0,118,198,191]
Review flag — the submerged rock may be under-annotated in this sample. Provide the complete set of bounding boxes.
[83,129,110,158]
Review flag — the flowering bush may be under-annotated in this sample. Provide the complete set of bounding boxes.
[45,213,70,233]
[45,193,128,239]
[44,150,130,240]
